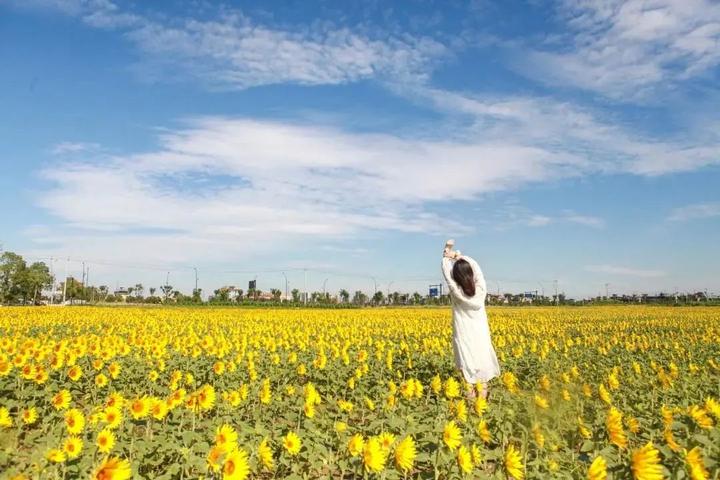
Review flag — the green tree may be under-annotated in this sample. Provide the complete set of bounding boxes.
[0,252,27,304]
[192,288,202,303]
[23,262,53,304]
[352,290,367,305]
[291,288,301,303]
[372,291,385,305]
[339,289,350,303]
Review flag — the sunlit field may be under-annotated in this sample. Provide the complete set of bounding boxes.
[0,306,719,479]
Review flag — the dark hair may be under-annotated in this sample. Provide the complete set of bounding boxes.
[452,259,475,297]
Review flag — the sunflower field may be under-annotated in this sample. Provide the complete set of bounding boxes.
[0,306,719,479]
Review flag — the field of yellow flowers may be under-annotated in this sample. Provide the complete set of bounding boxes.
[0,306,718,479]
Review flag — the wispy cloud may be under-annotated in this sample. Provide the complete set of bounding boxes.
[50,142,101,155]
[488,204,603,230]
[17,0,446,89]
[408,86,720,176]
[514,0,720,100]
[667,202,720,221]
[585,264,666,278]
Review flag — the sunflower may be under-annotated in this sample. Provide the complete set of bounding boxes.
[106,393,124,409]
[0,407,12,427]
[363,437,387,473]
[688,406,713,429]
[443,421,462,450]
[259,379,272,404]
[455,400,468,422]
[97,428,115,454]
[129,397,150,420]
[215,424,238,449]
[47,448,66,463]
[587,456,607,480]
[430,374,442,394]
[198,384,216,411]
[705,397,720,419]
[471,444,482,466]
[107,362,121,379]
[67,365,82,382]
[444,377,460,399]
[63,435,83,459]
[149,398,168,420]
[685,446,709,480]
[578,417,592,439]
[104,406,122,429]
[473,396,488,416]
[258,438,274,470]
[21,407,37,425]
[631,442,663,480]
[378,432,395,451]
[457,445,473,474]
[598,384,612,405]
[95,373,109,388]
[606,407,627,448]
[283,431,301,456]
[531,423,545,449]
[534,394,549,410]
[394,436,416,473]
[504,444,524,480]
[92,456,132,480]
[222,449,250,480]
[65,408,85,434]
[348,434,365,457]
[477,420,491,443]
[207,444,228,473]
[501,372,520,394]
[52,389,71,410]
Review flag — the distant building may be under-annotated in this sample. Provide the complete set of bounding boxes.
[113,288,130,302]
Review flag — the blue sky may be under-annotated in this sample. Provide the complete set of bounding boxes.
[1,0,719,298]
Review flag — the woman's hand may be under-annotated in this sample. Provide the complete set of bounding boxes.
[443,249,461,259]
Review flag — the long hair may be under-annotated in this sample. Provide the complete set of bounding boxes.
[452,259,476,297]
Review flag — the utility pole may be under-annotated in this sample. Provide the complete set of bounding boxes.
[322,278,328,297]
[554,279,558,306]
[371,277,377,298]
[281,272,288,301]
[193,267,199,296]
[49,257,55,305]
[303,269,307,305]
[605,283,610,299]
[387,281,394,304]
[62,257,69,305]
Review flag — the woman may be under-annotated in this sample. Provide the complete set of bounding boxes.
[442,240,500,399]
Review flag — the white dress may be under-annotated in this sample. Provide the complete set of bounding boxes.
[441,255,501,384]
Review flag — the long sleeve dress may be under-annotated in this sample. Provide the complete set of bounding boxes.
[441,255,501,384]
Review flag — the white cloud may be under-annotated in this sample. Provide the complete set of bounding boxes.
[408,87,720,175]
[50,142,101,155]
[563,212,605,228]
[527,215,553,227]
[36,117,594,264]
[667,202,720,221]
[16,0,446,89]
[585,264,666,278]
[515,0,720,99]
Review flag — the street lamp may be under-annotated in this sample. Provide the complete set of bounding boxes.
[282,272,288,301]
